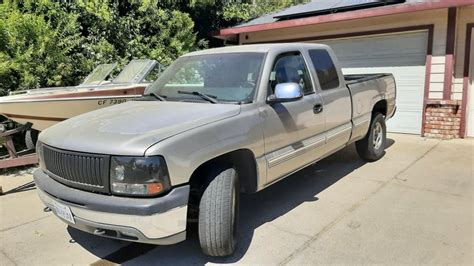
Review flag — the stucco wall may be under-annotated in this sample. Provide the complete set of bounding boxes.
[238,9,450,99]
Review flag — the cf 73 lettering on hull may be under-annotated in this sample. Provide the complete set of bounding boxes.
[98,98,128,105]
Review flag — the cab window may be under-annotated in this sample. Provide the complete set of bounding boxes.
[308,49,340,90]
[269,52,313,95]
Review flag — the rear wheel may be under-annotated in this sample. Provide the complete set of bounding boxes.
[356,113,386,161]
[198,167,239,257]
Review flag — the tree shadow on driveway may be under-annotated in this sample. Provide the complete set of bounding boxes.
[69,140,395,265]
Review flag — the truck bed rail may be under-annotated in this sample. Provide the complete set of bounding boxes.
[344,74,392,85]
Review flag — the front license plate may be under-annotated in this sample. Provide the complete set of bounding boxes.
[52,201,75,224]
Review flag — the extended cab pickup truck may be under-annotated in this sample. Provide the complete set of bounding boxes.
[34,43,396,256]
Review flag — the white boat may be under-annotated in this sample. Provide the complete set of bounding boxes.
[0,59,159,131]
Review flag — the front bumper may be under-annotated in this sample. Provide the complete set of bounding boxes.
[34,169,189,245]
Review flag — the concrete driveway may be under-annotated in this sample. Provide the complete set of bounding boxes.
[0,134,472,265]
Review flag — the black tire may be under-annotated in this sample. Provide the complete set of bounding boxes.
[356,113,386,162]
[198,167,239,257]
[25,129,39,150]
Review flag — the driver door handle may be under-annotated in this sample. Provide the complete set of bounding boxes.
[313,104,323,114]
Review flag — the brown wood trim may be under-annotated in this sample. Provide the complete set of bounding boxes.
[3,113,66,122]
[246,25,435,45]
[214,0,472,38]
[443,7,458,100]
[460,23,474,138]
[463,23,474,78]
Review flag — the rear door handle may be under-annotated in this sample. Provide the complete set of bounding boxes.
[313,104,323,114]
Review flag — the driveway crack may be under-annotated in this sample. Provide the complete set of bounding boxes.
[390,182,465,198]
[0,216,50,233]
[268,223,313,239]
[1,250,17,265]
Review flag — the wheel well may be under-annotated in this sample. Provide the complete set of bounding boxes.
[189,149,258,194]
[373,100,387,117]
[186,149,258,220]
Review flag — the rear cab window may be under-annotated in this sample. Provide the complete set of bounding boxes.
[308,49,340,90]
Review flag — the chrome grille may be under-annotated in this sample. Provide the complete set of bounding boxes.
[41,144,110,193]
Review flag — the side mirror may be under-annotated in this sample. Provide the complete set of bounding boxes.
[267,82,303,103]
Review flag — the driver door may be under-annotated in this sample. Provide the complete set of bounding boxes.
[261,51,326,185]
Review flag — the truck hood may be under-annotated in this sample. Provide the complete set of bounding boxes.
[39,101,241,155]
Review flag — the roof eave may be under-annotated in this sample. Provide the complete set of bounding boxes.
[214,0,473,40]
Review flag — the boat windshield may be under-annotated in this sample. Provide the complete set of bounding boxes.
[146,52,265,103]
[80,63,117,86]
[112,59,157,84]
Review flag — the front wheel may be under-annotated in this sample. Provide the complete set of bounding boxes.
[356,113,386,161]
[198,167,239,257]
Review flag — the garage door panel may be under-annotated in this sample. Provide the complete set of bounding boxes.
[342,66,424,111]
[323,32,428,68]
[324,32,428,55]
[335,57,424,68]
[316,31,428,134]
[387,111,421,134]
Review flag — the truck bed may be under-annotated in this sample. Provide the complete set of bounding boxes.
[343,73,396,143]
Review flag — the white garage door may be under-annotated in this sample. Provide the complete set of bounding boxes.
[316,31,428,134]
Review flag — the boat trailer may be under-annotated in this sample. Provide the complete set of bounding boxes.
[0,122,38,169]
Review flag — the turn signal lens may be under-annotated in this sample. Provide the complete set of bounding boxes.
[147,183,164,195]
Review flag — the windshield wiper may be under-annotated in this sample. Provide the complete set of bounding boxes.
[178,90,218,104]
[145,92,167,101]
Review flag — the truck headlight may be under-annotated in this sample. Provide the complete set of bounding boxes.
[110,156,171,196]
[36,142,46,170]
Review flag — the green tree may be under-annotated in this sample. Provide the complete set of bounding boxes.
[0,2,83,95]
[221,0,305,24]
[181,0,309,47]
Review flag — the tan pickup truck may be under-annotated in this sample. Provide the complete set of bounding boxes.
[34,43,396,256]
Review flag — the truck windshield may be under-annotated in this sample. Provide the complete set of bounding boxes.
[147,52,265,103]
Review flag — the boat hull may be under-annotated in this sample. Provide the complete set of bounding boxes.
[0,85,146,131]
[1,96,142,131]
